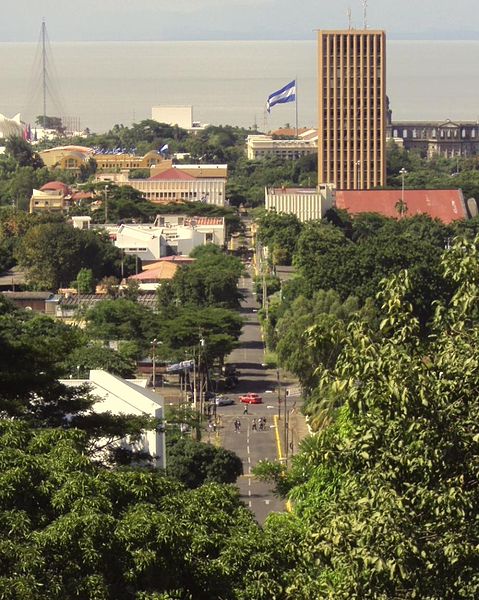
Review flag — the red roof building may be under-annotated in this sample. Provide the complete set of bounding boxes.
[40,181,71,195]
[148,168,196,181]
[335,189,467,224]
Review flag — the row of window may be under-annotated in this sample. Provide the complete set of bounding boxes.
[394,128,477,139]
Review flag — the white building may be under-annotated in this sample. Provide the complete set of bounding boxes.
[265,184,335,222]
[60,370,166,468]
[126,167,226,207]
[151,105,206,131]
[246,130,318,160]
[112,216,226,263]
[0,112,24,138]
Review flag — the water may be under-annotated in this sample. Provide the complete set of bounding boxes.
[1,40,479,133]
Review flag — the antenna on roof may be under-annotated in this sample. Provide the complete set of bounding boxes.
[347,7,352,30]
[362,0,368,29]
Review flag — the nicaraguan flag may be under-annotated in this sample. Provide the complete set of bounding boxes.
[266,80,296,113]
[160,143,169,153]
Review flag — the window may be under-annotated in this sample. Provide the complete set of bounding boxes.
[403,129,408,138]
[205,233,213,242]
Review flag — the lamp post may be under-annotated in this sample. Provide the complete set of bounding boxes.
[104,184,109,224]
[399,167,407,206]
[356,160,361,190]
[151,338,162,390]
[276,368,281,420]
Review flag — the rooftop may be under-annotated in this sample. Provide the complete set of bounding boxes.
[335,189,467,224]
[148,167,196,181]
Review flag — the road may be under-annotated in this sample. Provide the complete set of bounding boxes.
[215,266,295,523]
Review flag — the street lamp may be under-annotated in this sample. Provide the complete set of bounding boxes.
[399,167,407,206]
[104,184,109,224]
[151,338,162,390]
[356,160,361,190]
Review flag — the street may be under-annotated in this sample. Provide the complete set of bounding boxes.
[215,266,296,523]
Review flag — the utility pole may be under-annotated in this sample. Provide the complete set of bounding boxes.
[104,185,109,224]
[276,369,281,420]
[42,18,47,129]
[151,339,157,390]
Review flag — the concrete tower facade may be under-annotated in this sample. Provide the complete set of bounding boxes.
[318,30,386,190]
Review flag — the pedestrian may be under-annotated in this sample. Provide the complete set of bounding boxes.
[243,405,248,415]
[252,418,257,431]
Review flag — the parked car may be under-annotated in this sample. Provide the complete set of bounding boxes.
[215,396,235,406]
[240,393,263,404]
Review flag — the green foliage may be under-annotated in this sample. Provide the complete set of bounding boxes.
[86,298,157,351]
[0,420,264,599]
[15,223,131,290]
[293,215,452,328]
[75,267,95,293]
[255,209,303,265]
[160,247,243,309]
[273,241,479,597]
[4,136,44,169]
[60,343,137,379]
[166,437,243,488]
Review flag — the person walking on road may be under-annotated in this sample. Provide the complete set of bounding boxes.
[243,405,248,415]
[252,418,257,431]
[234,419,241,433]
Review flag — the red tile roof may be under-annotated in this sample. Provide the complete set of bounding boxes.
[40,181,70,194]
[148,167,196,181]
[335,189,467,224]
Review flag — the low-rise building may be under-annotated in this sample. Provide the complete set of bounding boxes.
[125,167,226,206]
[387,119,479,158]
[246,130,318,160]
[265,184,335,222]
[151,105,206,132]
[30,181,72,214]
[111,216,225,263]
[60,370,166,468]
[40,146,170,173]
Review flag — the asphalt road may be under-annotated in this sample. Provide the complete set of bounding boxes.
[215,266,293,523]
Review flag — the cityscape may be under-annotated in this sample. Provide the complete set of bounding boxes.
[0,1,479,598]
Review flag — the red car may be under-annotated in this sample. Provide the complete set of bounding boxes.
[240,393,263,404]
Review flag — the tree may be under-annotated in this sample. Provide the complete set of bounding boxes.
[75,267,95,293]
[4,135,44,169]
[86,298,157,353]
[166,437,243,488]
[0,420,264,600]
[16,223,131,290]
[262,241,479,598]
[60,343,137,379]
[164,248,243,309]
[255,210,303,266]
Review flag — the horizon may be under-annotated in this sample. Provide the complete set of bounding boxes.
[2,0,479,43]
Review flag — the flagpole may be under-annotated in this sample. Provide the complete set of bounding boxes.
[295,76,299,138]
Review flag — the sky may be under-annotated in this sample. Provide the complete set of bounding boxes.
[0,0,478,42]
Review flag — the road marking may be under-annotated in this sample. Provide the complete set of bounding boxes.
[265,500,270,505]
[248,489,251,496]
[249,501,252,508]
[273,415,284,461]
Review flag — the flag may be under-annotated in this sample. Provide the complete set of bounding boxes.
[160,143,169,153]
[266,80,296,113]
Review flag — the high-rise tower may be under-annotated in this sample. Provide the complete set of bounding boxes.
[318,30,386,190]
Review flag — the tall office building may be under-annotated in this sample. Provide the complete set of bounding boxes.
[318,30,386,190]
